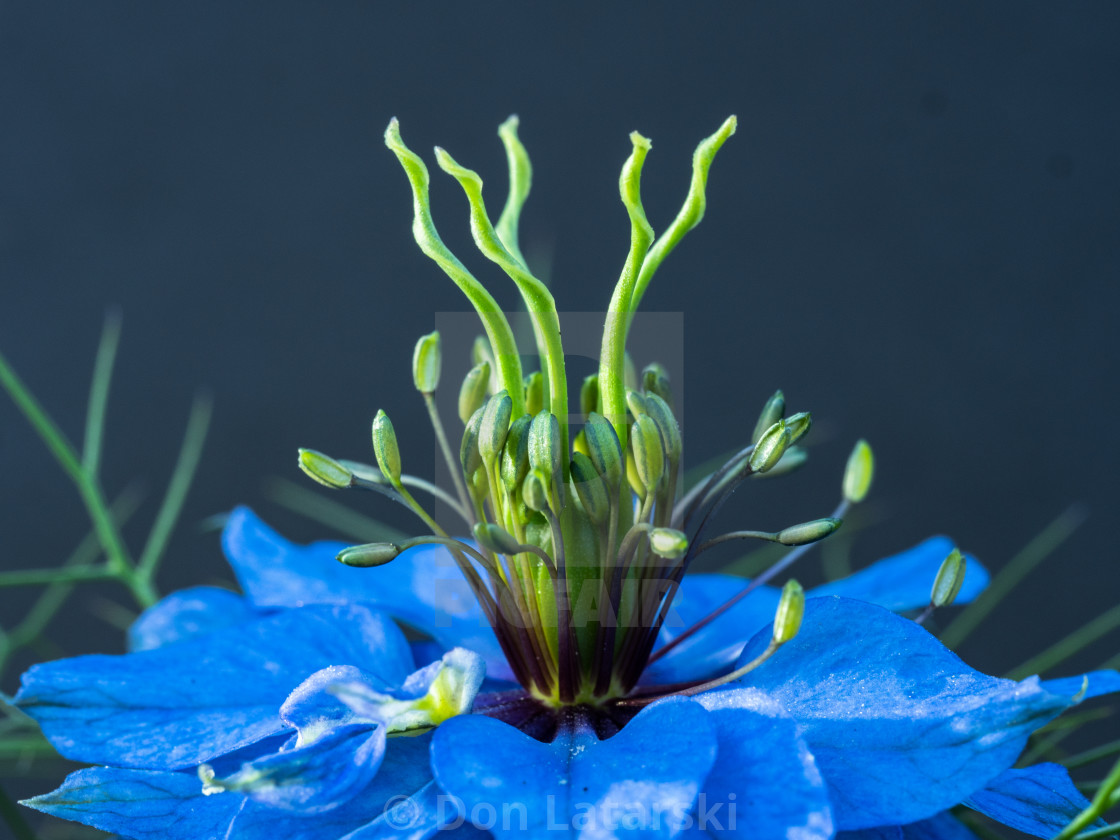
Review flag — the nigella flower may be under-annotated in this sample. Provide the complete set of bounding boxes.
[15,116,1120,840]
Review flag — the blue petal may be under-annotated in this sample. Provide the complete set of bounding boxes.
[645,538,988,686]
[693,687,834,840]
[227,733,435,840]
[223,507,514,682]
[21,767,242,840]
[1042,670,1120,701]
[128,585,258,651]
[432,696,717,840]
[811,537,987,609]
[207,722,386,813]
[838,814,979,840]
[17,604,413,769]
[965,763,1101,839]
[342,780,491,840]
[736,596,1073,830]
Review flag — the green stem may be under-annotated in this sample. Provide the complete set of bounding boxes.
[0,566,115,587]
[1070,820,1120,840]
[81,309,122,476]
[1055,754,1120,840]
[384,120,526,418]
[424,393,474,524]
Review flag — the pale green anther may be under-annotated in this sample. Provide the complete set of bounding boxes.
[522,469,550,513]
[473,522,524,556]
[337,542,403,567]
[931,548,967,607]
[752,390,786,445]
[528,411,561,481]
[524,371,544,416]
[412,331,441,394]
[642,363,673,408]
[750,419,791,474]
[625,388,650,421]
[472,335,494,370]
[777,518,842,546]
[649,527,689,560]
[843,439,875,504]
[460,407,485,479]
[458,361,491,425]
[644,393,682,461]
[570,451,610,525]
[478,390,513,469]
[784,411,812,445]
[624,352,639,392]
[298,448,354,489]
[580,374,600,417]
[631,414,665,493]
[500,414,531,493]
[584,413,623,490]
[772,579,805,645]
[757,445,808,478]
[371,410,402,485]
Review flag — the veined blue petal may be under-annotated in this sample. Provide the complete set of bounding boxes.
[227,733,435,840]
[837,814,979,840]
[693,687,833,840]
[645,538,988,686]
[128,585,258,651]
[1042,670,1120,701]
[16,604,412,769]
[432,697,717,840]
[965,763,1102,839]
[204,722,386,813]
[811,537,987,610]
[736,597,1072,830]
[21,767,242,840]
[341,780,491,840]
[223,507,515,682]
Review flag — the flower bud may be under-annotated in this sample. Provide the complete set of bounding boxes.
[751,390,785,445]
[784,411,812,445]
[772,579,804,645]
[478,390,513,469]
[524,371,544,416]
[337,542,402,567]
[930,548,967,608]
[843,439,874,504]
[298,448,354,489]
[522,469,550,512]
[371,410,402,485]
[412,330,441,394]
[570,451,610,525]
[631,414,665,493]
[584,412,623,490]
[458,361,491,424]
[649,527,689,560]
[472,522,524,556]
[749,419,791,474]
[580,374,600,417]
[500,414,531,493]
[642,363,673,408]
[777,518,842,546]
[625,389,650,421]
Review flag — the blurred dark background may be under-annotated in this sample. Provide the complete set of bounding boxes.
[1,1,1119,826]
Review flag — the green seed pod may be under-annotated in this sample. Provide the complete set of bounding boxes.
[472,522,524,556]
[460,407,485,480]
[522,469,550,513]
[772,579,805,644]
[843,439,875,504]
[642,363,673,408]
[931,548,967,608]
[751,390,785,446]
[777,517,842,546]
[570,451,610,525]
[631,414,665,493]
[580,374,600,417]
[337,542,402,567]
[500,414,532,493]
[749,419,791,474]
[528,411,561,482]
[458,361,491,425]
[478,390,513,470]
[524,371,544,416]
[649,527,689,560]
[784,411,812,445]
[298,448,354,489]
[412,331,441,394]
[584,412,623,490]
[371,410,402,485]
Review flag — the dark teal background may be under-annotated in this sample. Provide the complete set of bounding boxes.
[2,4,1118,814]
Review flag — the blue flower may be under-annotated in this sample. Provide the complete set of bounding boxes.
[16,507,1120,840]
